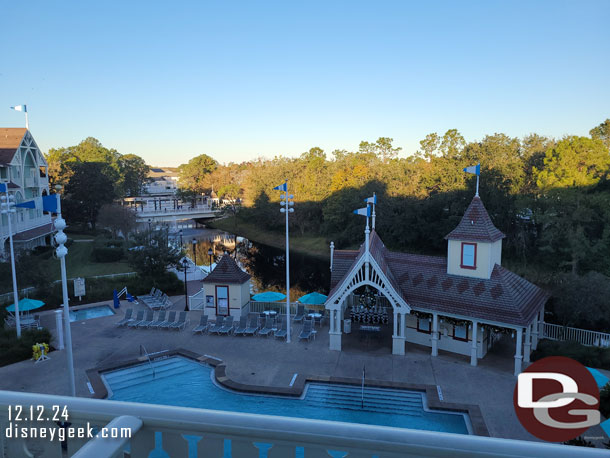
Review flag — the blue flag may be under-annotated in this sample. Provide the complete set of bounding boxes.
[463,164,481,176]
[353,207,371,217]
[15,195,59,213]
[364,195,377,205]
[0,183,6,193]
[273,182,287,192]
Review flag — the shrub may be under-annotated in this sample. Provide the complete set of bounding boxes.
[104,239,125,248]
[91,247,124,263]
[31,245,53,258]
[531,339,610,371]
[601,382,610,419]
[0,327,52,367]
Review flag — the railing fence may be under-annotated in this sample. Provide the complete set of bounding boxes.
[543,322,610,348]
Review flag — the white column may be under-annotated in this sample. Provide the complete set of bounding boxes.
[392,310,405,356]
[431,313,439,357]
[329,307,342,351]
[54,309,64,350]
[329,309,334,333]
[514,328,523,376]
[538,305,545,339]
[470,321,478,366]
[531,315,539,350]
[524,324,532,364]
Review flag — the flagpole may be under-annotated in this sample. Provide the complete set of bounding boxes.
[285,183,291,343]
[24,112,29,130]
[371,192,376,230]
[475,175,479,197]
[54,192,76,396]
[1,188,21,337]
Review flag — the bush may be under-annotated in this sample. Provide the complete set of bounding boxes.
[31,245,53,258]
[531,339,610,371]
[104,239,125,248]
[91,247,124,263]
[0,327,52,367]
[601,382,610,419]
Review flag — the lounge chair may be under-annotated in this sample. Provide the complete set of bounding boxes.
[192,315,209,334]
[159,311,177,329]
[299,319,315,341]
[258,317,274,337]
[313,310,326,327]
[148,310,166,329]
[137,311,155,328]
[274,318,288,340]
[209,316,225,335]
[233,316,248,336]
[217,316,235,335]
[293,304,305,323]
[139,287,156,301]
[127,311,145,328]
[116,309,134,327]
[242,315,259,336]
[169,311,188,331]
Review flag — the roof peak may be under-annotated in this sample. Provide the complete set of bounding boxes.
[202,254,251,284]
[444,195,505,243]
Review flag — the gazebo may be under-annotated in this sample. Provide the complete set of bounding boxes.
[325,195,549,375]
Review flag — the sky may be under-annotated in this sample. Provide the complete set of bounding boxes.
[0,1,608,166]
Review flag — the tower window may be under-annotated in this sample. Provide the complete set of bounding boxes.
[461,242,477,269]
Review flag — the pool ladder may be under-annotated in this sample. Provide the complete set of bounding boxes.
[139,344,156,379]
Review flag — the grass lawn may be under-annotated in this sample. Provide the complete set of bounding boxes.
[208,217,331,259]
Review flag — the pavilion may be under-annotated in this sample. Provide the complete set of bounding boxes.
[324,195,549,375]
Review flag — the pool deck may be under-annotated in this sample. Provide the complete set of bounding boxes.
[1,295,608,446]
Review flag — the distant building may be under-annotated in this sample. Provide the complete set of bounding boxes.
[144,167,179,196]
[0,128,53,257]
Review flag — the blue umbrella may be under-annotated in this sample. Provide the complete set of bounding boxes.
[6,298,45,313]
[298,292,328,305]
[251,292,286,302]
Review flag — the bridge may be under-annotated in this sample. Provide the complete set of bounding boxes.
[133,205,220,223]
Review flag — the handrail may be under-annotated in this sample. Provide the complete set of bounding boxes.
[139,344,155,379]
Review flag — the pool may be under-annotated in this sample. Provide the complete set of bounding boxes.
[102,356,470,434]
[69,305,114,322]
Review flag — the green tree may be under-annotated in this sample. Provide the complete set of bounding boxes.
[534,136,610,191]
[118,154,150,197]
[96,204,137,239]
[590,118,610,150]
[128,232,181,279]
[358,137,401,162]
[178,154,218,193]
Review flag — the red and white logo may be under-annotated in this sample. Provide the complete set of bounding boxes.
[513,356,600,442]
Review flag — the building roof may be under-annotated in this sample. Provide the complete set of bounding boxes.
[202,254,251,284]
[445,196,505,242]
[0,128,27,164]
[13,222,54,242]
[329,231,548,327]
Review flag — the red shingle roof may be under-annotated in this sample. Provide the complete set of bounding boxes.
[0,128,27,164]
[445,196,505,242]
[202,254,251,284]
[13,223,54,242]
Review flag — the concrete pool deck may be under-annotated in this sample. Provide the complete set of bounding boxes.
[0,297,608,446]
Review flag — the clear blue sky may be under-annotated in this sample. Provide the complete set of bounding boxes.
[1,1,608,166]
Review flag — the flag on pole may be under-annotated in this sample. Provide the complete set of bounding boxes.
[364,195,377,205]
[10,105,27,113]
[0,183,7,193]
[15,195,59,213]
[353,207,371,217]
[463,163,480,175]
[273,182,287,191]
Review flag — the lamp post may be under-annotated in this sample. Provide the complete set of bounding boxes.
[182,258,189,311]
[207,248,213,274]
[276,181,294,343]
[147,219,152,245]
[192,238,197,266]
[0,186,20,338]
[179,229,183,250]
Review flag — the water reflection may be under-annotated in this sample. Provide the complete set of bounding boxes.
[176,228,330,295]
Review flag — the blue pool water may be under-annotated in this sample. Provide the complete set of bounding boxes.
[102,356,470,434]
[69,305,114,322]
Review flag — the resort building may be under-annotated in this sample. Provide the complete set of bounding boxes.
[325,196,549,375]
[0,128,53,257]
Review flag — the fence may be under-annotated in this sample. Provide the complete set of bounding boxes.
[248,301,315,315]
[543,322,610,348]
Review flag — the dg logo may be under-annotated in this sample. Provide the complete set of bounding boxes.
[513,356,601,442]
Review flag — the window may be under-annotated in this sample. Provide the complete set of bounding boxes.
[460,242,477,269]
[215,286,229,316]
[417,318,431,334]
[453,325,468,341]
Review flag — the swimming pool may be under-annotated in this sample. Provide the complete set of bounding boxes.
[69,305,114,322]
[102,356,470,434]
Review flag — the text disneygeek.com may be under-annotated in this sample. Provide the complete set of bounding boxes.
[5,423,132,442]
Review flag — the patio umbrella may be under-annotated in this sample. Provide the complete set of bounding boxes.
[298,292,328,305]
[251,292,286,302]
[6,298,45,313]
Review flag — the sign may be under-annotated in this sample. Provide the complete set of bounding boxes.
[513,356,601,442]
[73,277,86,300]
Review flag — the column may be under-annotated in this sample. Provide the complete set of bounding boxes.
[531,315,539,350]
[470,321,478,366]
[514,328,523,376]
[329,307,342,351]
[524,324,532,364]
[538,305,545,340]
[431,313,439,357]
[392,310,405,356]
[54,309,64,350]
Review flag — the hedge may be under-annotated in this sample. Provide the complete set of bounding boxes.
[531,339,610,371]
[91,247,124,263]
[0,326,52,367]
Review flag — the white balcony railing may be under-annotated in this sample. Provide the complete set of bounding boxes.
[0,390,605,457]
[543,322,610,348]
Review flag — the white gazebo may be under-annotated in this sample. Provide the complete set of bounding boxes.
[325,196,549,375]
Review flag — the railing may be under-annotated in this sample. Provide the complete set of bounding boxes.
[247,300,304,315]
[136,205,216,217]
[139,344,156,379]
[0,390,605,457]
[543,322,610,348]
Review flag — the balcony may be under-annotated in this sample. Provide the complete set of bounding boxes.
[0,390,604,457]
